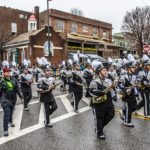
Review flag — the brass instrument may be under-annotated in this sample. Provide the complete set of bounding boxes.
[38,82,61,94]
[74,81,83,86]
[92,94,107,104]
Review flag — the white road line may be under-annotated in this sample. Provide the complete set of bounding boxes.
[59,96,73,112]
[0,106,91,145]
[0,94,69,112]
[9,104,24,134]
[38,103,45,126]
[82,97,90,105]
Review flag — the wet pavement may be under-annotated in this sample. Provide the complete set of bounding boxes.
[0,83,149,150]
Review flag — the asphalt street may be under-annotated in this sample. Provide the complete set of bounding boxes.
[0,83,149,150]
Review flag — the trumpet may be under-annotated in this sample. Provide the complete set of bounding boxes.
[38,82,61,94]
[102,84,115,94]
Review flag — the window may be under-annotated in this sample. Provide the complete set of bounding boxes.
[19,14,24,19]
[71,23,77,33]
[103,31,109,38]
[56,19,64,32]
[83,25,88,32]
[24,15,27,19]
[93,27,98,37]
[11,23,17,33]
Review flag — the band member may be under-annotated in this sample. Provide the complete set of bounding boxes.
[35,58,44,82]
[107,58,118,101]
[70,63,85,113]
[60,65,67,91]
[20,66,33,111]
[37,64,58,127]
[83,63,94,97]
[118,60,138,127]
[65,65,73,98]
[89,63,115,139]
[137,58,150,118]
[11,61,20,80]
[0,67,23,136]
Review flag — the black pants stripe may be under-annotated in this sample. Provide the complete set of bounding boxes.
[137,92,150,116]
[92,104,115,136]
[123,101,137,123]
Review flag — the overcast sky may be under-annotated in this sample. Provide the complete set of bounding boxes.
[1,0,150,33]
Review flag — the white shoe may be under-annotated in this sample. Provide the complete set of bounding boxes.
[74,110,79,113]
[9,122,15,127]
[3,131,9,137]
[123,122,134,128]
[24,107,29,111]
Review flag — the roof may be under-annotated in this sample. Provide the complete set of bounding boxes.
[4,27,45,47]
[28,14,36,21]
[41,9,112,30]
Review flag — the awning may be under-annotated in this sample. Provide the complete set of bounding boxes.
[69,53,88,58]
[85,54,100,59]
[86,54,106,62]
[67,34,104,43]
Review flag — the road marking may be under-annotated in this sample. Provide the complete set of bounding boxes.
[59,95,73,112]
[115,108,150,121]
[9,105,24,134]
[38,103,45,126]
[0,94,69,112]
[0,94,149,145]
[0,106,91,145]
[82,96,90,105]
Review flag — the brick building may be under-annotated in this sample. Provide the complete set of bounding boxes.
[40,9,120,59]
[0,6,34,60]
[2,6,120,64]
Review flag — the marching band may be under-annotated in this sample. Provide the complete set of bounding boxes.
[0,52,150,140]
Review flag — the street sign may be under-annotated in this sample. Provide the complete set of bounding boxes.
[44,41,54,56]
[143,45,150,54]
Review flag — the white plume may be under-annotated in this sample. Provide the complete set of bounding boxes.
[127,54,135,62]
[12,61,16,67]
[23,59,28,66]
[2,60,9,67]
[73,54,79,62]
[28,59,31,65]
[91,60,102,69]
[141,54,149,62]
[62,61,66,66]
[87,58,91,64]
[68,59,73,65]
[108,57,113,64]
[36,57,43,66]
[41,57,49,65]
[122,58,128,66]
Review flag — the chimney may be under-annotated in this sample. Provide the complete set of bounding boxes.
[34,6,39,29]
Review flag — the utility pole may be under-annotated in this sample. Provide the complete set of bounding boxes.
[47,0,51,61]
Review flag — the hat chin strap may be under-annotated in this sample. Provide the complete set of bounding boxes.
[99,71,105,78]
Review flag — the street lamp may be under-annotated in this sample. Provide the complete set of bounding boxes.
[47,0,51,60]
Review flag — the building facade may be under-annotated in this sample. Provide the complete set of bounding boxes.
[0,6,33,60]
[113,32,138,57]
[2,6,121,64]
[40,9,120,59]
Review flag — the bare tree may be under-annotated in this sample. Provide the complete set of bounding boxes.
[121,6,150,55]
[70,8,84,16]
